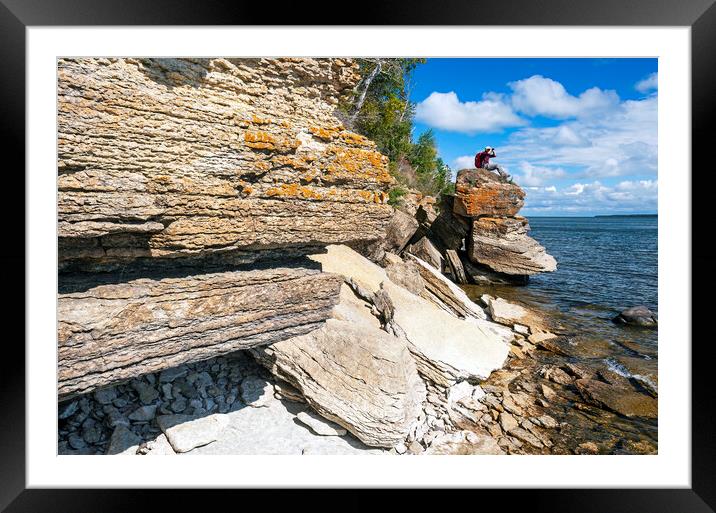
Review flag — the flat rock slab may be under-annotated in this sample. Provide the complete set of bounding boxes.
[310,245,510,387]
[253,317,426,448]
[57,58,393,265]
[240,376,275,408]
[408,254,486,320]
[156,413,230,453]
[296,410,348,436]
[425,430,505,455]
[189,400,384,455]
[574,379,657,419]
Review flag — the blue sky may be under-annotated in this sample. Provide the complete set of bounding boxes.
[410,58,658,216]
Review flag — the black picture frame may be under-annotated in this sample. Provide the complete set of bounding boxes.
[2,0,713,510]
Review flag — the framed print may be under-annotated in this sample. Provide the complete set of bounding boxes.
[3,0,714,510]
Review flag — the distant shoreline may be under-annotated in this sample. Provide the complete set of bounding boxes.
[593,214,658,218]
[527,214,658,218]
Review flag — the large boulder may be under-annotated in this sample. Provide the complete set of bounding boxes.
[363,209,419,261]
[405,236,443,271]
[613,305,658,328]
[252,289,426,447]
[468,216,557,275]
[453,168,525,218]
[310,245,511,387]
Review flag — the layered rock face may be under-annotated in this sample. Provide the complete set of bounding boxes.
[58,58,393,268]
[469,216,557,275]
[58,267,342,397]
[452,168,555,277]
[57,58,394,398]
[454,168,524,218]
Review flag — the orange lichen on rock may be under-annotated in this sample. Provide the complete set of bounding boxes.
[244,131,299,153]
[251,114,273,125]
[339,131,372,146]
[238,180,254,196]
[309,126,339,141]
[324,147,392,184]
[453,169,525,218]
[273,155,312,171]
[244,130,277,150]
[265,183,325,200]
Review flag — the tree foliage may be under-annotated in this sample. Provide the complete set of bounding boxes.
[340,58,454,199]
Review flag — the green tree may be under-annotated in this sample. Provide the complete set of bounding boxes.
[340,58,453,200]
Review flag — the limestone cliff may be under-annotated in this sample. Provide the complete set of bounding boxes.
[58,58,393,269]
[57,58,394,398]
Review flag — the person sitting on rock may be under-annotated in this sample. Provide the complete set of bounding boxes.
[475,146,511,181]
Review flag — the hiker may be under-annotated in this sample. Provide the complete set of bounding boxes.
[475,146,510,181]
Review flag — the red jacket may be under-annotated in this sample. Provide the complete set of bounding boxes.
[474,150,494,168]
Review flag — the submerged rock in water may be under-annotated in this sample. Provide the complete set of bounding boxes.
[574,379,657,419]
[612,306,658,328]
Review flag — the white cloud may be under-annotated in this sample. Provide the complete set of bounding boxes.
[522,180,657,214]
[513,161,566,187]
[635,72,658,93]
[452,155,476,170]
[509,75,619,119]
[500,95,657,180]
[415,91,524,134]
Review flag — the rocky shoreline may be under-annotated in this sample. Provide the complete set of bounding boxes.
[56,58,657,456]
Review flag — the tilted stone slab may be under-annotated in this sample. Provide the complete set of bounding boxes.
[309,245,511,387]
[58,266,342,398]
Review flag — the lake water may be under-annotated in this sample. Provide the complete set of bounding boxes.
[463,215,658,397]
[462,215,658,451]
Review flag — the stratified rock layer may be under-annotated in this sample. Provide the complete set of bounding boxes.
[453,168,524,218]
[58,58,393,267]
[57,58,400,398]
[468,216,557,275]
[58,266,342,398]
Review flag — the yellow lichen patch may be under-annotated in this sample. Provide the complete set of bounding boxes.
[238,180,253,196]
[265,183,324,200]
[244,130,277,150]
[251,114,273,125]
[253,160,272,171]
[272,155,312,170]
[339,131,371,146]
[309,126,339,141]
[324,147,392,184]
[299,171,318,183]
[358,190,373,202]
